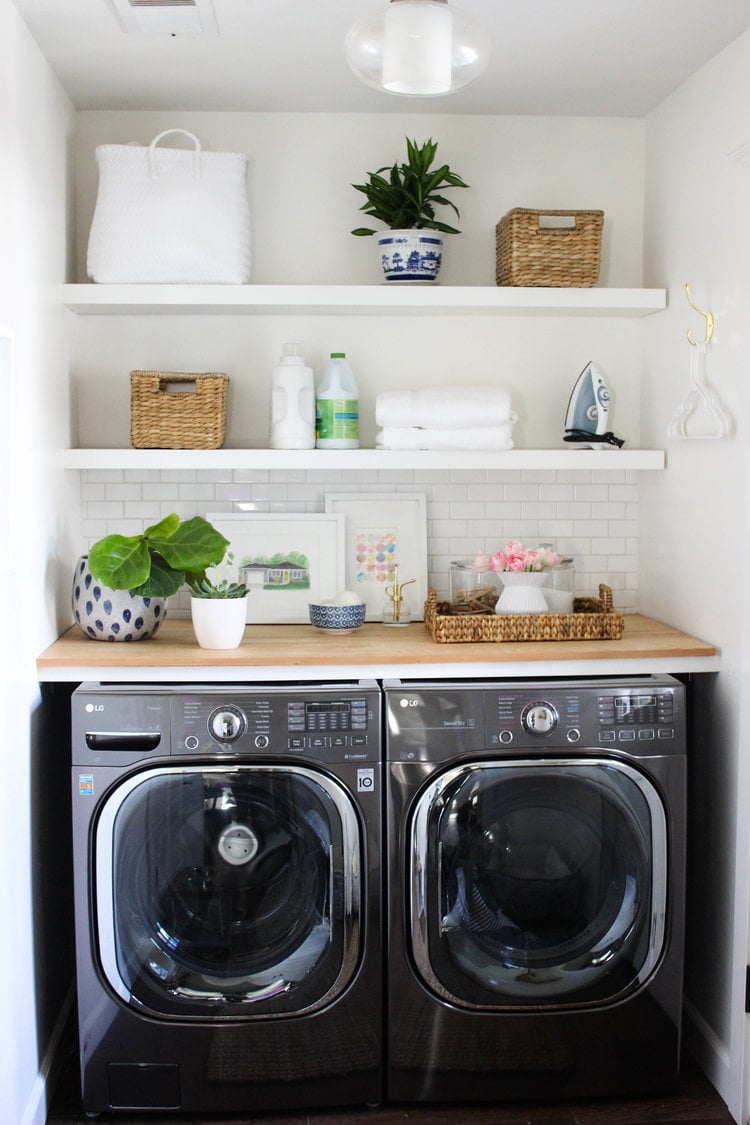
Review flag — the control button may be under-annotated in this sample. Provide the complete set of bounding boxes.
[288,737,305,750]
[566,728,581,743]
[638,729,656,740]
[521,701,559,736]
[184,735,199,750]
[658,729,675,739]
[599,731,616,742]
[618,730,636,741]
[254,734,269,749]
[352,735,367,746]
[498,730,513,745]
[208,705,247,743]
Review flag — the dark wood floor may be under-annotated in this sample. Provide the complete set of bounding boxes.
[47,1037,734,1125]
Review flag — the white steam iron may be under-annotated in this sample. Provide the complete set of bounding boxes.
[564,361,624,448]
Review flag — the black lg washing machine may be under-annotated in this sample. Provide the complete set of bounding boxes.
[384,675,686,1103]
[71,681,382,1115]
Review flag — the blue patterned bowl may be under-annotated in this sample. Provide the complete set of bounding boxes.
[309,602,366,633]
[72,556,167,641]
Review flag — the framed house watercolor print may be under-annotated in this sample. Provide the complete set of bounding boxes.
[206,512,345,624]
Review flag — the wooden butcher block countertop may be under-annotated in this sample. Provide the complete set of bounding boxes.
[37,614,719,683]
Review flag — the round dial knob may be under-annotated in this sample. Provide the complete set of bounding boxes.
[208,705,247,743]
[521,701,558,736]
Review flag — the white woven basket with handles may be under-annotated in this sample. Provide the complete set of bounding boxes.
[86,129,251,283]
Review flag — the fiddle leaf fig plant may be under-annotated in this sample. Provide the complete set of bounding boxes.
[351,137,469,236]
[87,513,230,599]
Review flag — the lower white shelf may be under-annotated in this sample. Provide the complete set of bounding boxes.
[61,448,666,471]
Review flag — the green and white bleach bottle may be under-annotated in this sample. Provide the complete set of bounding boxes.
[315,352,359,449]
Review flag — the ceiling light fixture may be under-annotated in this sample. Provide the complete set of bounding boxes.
[345,0,490,97]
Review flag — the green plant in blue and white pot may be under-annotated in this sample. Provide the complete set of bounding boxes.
[73,513,232,642]
[351,137,469,283]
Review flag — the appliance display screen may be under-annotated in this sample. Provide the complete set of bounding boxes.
[305,702,351,714]
[614,694,656,721]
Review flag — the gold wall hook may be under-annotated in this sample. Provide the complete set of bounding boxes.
[685,282,714,346]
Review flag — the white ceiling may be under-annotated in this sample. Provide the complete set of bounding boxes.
[12,0,750,117]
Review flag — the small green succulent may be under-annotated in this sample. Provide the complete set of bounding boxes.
[188,576,249,600]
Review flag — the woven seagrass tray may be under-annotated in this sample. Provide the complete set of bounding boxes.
[130,370,229,449]
[495,208,604,287]
[425,584,623,643]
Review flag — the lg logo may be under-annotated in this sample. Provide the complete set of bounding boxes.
[399,698,420,708]
[85,703,105,712]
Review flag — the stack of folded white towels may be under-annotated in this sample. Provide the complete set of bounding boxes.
[375,385,517,450]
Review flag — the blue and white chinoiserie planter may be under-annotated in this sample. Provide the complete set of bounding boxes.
[377,229,443,283]
[72,556,167,641]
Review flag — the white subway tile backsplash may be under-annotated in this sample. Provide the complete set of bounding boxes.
[123,502,162,520]
[78,468,641,610]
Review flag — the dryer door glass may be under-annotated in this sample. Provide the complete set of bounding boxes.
[95,765,362,1018]
[410,759,666,1009]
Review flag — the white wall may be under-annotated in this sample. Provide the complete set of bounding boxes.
[71,111,649,616]
[642,28,750,1125]
[0,2,78,1122]
[73,112,647,452]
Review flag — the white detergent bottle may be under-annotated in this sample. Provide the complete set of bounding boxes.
[316,352,359,449]
[270,342,315,449]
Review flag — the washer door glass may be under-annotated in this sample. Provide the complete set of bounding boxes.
[95,766,362,1018]
[409,759,666,1009]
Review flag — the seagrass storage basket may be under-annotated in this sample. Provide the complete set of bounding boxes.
[424,584,623,643]
[495,208,604,287]
[130,370,229,449]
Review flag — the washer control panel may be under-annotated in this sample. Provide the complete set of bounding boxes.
[174,688,377,762]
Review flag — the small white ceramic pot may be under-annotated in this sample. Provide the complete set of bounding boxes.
[72,556,167,641]
[190,597,248,650]
[377,229,443,282]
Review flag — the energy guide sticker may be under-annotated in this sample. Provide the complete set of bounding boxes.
[78,774,94,797]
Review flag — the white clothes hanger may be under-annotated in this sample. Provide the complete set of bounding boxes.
[667,284,732,440]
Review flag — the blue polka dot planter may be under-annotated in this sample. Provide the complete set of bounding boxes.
[72,556,168,641]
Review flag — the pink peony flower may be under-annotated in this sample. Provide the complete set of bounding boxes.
[483,540,563,572]
[473,552,491,572]
[488,551,507,572]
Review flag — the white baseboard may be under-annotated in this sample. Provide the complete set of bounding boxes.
[20,984,74,1125]
[683,997,738,1121]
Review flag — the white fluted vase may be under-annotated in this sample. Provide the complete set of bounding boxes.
[495,571,549,615]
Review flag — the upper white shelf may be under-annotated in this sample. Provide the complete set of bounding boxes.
[61,448,666,471]
[60,284,667,317]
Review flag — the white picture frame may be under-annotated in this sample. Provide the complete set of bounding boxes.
[324,492,428,621]
[206,512,345,624]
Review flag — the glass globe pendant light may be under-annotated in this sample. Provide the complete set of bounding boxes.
[345,0,490,97]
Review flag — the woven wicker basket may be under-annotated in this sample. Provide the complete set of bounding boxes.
[424,584,623,643]
[495,208,604,287]
[130,370,229,449]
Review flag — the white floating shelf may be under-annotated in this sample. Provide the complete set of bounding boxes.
[61,284,667,317]
[61,448,666,471]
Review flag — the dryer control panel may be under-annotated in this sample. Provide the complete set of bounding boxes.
[384,676,685,761]
[488,682,683,751]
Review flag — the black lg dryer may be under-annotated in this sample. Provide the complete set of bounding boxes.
[71,681,382,1116]
[384,676,686,1104]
